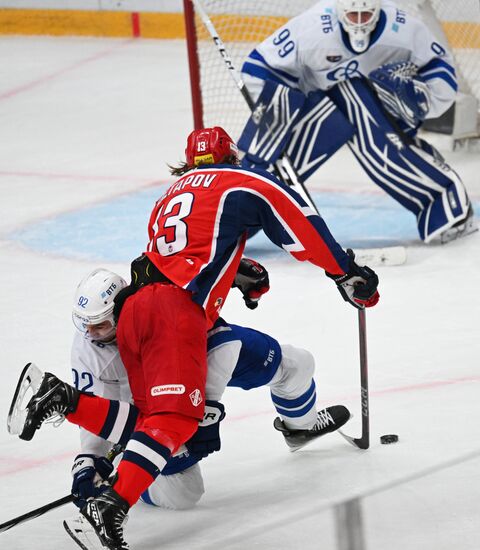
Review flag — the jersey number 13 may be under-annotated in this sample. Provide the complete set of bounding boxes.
[150,192,194,255]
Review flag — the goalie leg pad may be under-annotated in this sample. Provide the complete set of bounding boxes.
[238,80,306,166]
[286,89,355,183]
[330,78,470,241]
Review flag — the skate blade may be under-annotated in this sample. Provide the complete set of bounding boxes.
[7,363,43,436]
[64,515,105,550]
[277,411,352,453]
[440,216,478,244]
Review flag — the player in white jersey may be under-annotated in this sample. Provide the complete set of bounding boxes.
[239,0,475,243]
[67,265,350,513]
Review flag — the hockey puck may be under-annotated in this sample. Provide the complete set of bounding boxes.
[380,434,399,444]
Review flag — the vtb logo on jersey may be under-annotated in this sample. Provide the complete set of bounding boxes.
[327,60,363,82]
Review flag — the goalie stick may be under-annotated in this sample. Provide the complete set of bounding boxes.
[338,308,370,449]
[187,0,406,267]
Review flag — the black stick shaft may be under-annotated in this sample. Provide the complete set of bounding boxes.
[0,444,124,534]
[358,307,370,449]
[0,495,73,533]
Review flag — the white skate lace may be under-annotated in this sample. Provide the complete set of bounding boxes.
[312,409,335,432]
[42,407,66,428]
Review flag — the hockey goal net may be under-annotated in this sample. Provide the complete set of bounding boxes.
[184,0,480,141]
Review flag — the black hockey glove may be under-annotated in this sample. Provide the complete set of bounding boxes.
[71,454,114,509]
[326,249,380,309]
[232,258,270,310]
[185,401,226,459]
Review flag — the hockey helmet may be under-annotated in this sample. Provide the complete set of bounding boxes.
[337,0,381,53]
[72,268,127,341]
[185,126,239,167]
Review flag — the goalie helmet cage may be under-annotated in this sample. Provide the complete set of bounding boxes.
[183,0,480,141]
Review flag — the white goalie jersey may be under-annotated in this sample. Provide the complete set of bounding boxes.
[242,0,457,119]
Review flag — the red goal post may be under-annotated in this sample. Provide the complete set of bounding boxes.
[183,0,480,140]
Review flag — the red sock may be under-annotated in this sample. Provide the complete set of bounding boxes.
[113,413,198,506]
[114,461,155,507]
[66,393,110,435]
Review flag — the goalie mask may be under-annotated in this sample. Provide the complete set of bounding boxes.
[185,126,239,167]
[72,268,127,342]
[337,0,381,53]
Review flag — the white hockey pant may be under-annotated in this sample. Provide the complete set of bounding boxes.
[268,344,318,430]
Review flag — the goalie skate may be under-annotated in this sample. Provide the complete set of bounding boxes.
[440,204,478,244]
[274,405,350,452]
[7,363,79,441]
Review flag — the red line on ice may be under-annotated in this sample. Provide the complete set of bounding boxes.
[226,375,480,422]
[0,41,134,101]
[0,450,74,477]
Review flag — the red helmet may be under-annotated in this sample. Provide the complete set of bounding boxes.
[185,126,239,167]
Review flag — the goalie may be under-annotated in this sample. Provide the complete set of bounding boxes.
[239,0,476,243]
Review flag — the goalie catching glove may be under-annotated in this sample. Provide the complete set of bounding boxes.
[326,249,380,309]
[71,454,115,509]
[233,258,270,310]
[369,61,431,128]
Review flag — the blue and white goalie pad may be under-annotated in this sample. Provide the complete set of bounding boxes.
[239,81,353,183]
[286,90,354,183]
[238,80,305,167]
[369,61,431,128]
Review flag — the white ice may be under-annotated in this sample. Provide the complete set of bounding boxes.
[0,36,479,550]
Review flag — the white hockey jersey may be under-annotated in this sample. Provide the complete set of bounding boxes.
[242,0,457,118]
[71,331,132,456]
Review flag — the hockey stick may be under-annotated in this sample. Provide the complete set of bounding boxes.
[0,494,73,534]
[189,0,406,267]
[339,308,370,449]
[190,0,318,212]
[0,444,124,534]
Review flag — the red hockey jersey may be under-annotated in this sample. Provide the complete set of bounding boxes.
[145,165,348,327]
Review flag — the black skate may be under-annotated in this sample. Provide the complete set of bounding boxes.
[274,405,351,452]
[64,487,130,550]
[7,363,80,441]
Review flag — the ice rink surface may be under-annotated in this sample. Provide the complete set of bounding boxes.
[0,36,479,549]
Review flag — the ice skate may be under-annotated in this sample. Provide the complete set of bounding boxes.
[440,204,478,244]
[64,487,130,550]
[274,405,351,452]
[7,363,79,441]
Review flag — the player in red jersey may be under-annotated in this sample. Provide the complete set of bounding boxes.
[8,127,379,550]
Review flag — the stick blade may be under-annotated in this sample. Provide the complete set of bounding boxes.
[338,429,370,450]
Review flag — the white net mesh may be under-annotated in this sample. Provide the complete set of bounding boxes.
[190,0,480,140]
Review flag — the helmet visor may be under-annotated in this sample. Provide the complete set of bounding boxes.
[345,10,375,26]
